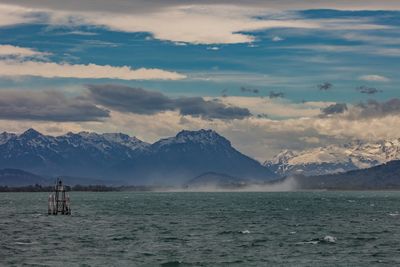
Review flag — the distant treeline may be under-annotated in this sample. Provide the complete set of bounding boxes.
[0,184,154,192]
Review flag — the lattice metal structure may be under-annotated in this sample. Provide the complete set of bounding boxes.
[48,179,71,215]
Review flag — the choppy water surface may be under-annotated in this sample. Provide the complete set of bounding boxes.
[1,192,400,266]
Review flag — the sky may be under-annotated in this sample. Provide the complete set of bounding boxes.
[0,0,400,161]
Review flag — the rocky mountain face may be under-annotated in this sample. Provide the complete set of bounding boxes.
[0,129,276,185]
[265,139,400,176]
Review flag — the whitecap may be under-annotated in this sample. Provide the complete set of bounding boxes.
[323,235,337,243]
[297,235,336,245]
[389,212,399,217]
[241,230,251,234]
[15,241,37,245]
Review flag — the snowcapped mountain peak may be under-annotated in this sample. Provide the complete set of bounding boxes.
[102,133,149,150]
[268,149,296,165]
[155,129,230,148]
[177,129,228,143]
[265,137,400,176]
[19,128,43,139]
[58,131,149,151]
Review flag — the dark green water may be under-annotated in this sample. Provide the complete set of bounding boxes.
[1,192,400,266]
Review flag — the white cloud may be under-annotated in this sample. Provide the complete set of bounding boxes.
[0,60,186,80]
[2,1,400,15]
[359,75,390,82]
[0,3,395,44]
[0,44,49,58]
[272,36,284,42]
[207,46,220,51]
[0,4,321,44]
[0,4,36,27]
[78,6,320,44]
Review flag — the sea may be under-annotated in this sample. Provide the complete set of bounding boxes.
[1,191,400,266]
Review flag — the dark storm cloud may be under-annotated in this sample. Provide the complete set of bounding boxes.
[0,90,109,122]
[356,86,383,95]
[87,84,175,114]
[320,103,348,115]
[240,86,259,94]
[269,91,285,99]
[176,97,251,120]
[320,99,400,120]
[318,82,333,91]
[355,98,400,118]
[256,113,269,119]
[87,84,251,120]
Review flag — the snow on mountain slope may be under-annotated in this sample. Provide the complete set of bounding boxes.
[152,129,231,149]
[265,139,400,176]
[0,132,17,145]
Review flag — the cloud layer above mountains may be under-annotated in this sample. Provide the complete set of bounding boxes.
[0,90,109,121]
[87,84,251,120]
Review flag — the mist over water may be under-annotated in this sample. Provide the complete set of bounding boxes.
[1,191,400,266]
[177,177,299,192]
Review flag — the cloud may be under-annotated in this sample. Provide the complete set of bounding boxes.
[0,3,319,45]
[318,99,400,120]
[318,82,333,91]
[272,36,284,42]
[87,84,251,120]
[269,91,285,99]
[356,86,383,95]
[0,2,395,44]
[0,4,37,27]
[0,60,186,80]
[359,75,390,82]
[240,86,259,94]
[2,97,400,161]
[2,1,400,15]
[176,97,251,120]
[283,44,400,57]
[215,96,326,119]
[321,103,348,115]
[353,99,400,119]
[0,44,49,59]
[77,6,321,44]
[0,90,109,121]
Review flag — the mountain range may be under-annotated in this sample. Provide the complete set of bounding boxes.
[0,128,276,185]
[3,128,400,189]
[265,138,400,176]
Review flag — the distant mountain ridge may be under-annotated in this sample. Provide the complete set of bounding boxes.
[0,168,48,186]
[265,138,400,176]
[0,128,276,185]
[292,160,400,190]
